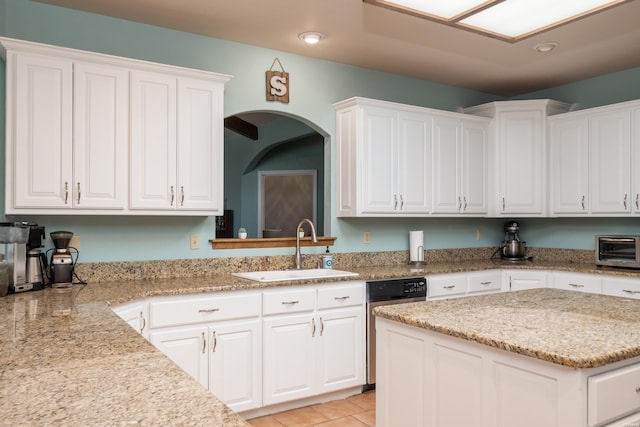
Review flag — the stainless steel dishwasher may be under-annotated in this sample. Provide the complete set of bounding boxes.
[365,276,427,390]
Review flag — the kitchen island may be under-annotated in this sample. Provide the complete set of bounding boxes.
[374,288,640,427]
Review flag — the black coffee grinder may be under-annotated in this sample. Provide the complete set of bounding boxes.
[50,231,74,288]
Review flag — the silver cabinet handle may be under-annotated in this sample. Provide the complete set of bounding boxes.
[180,186,185,206]
[320,317,324,336]
[636,194,639,210]
[170,185,175,206]
[393,194,398,210]
[77,182,81,204]
[311,318,316,337]
[198,308,220,313]
[480,281,492,285]
[624,194,628,210]
[623,289,640,294]
[581,195,585,210]
[139,312,146,332]
[211,331,217,353]
[502,197,505,211]
[334,296,350,300]
[444,285,456,289]
[400,194,404,210]
[568,283,584,288]
[458,196,462,211]
[64,182,69,204]
[463,196,468,211]
[202,332,206,354]
[636,386,640,393]
[281,300,299,305]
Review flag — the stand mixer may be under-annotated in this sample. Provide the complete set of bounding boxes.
[49,231,75,288]
[500,221,529,260]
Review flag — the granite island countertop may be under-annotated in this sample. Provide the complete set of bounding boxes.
[374,288,640,368]
[3,258,640,425]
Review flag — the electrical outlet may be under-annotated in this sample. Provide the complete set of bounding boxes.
[190,233,200,250]
[363,231,371,244]
[69,235,81,251]
[476,229,482,241]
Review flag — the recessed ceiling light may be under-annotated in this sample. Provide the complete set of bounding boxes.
[365,0,628,42]
[533,42,558,53]
[298,32,325,45]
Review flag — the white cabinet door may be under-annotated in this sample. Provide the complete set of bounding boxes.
[130,70,177,210]
[177,77,224,212]
[602,276,640,299]
[590,109,632,214]
[506,270,548,291]
[461,119,488,214]
[149,325,209,388]
[432,116,488,214]
[634,107,640,214]
[209,319,261,412]
[262,313,316,405]
[498,109,544,214]
[317,307,364,394]
[112,300,148,337]
[397,111,431,214]
[361,106,398,214]
[550,115,590,214]
[73,61,128,209]
[11,52,73,210]
[432,115,461,213]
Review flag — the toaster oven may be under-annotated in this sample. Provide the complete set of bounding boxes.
[596,235,640,269]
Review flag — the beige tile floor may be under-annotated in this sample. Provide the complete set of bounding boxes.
[247,391,375,427]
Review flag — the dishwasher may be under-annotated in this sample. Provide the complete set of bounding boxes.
[365,276,427,390]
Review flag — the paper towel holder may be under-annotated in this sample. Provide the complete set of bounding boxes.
[408,245,426,266]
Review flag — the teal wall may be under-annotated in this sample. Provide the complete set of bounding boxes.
[1,0,640,263]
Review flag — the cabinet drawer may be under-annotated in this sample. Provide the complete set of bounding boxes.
[603,277,640,299]
[428,274,468,299]
[317,282,364,309]
[468,271,502,294]
[553,272,602,294]
[588,363,640,427]
[149,292,261,329]
[263,287,315,315]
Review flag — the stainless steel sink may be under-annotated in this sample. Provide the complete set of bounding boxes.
[232,269,359,283]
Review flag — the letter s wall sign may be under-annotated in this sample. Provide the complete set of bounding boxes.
[266,58,289,104]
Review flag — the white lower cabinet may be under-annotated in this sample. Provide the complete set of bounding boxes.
[602,276,640,299]
[147,291,262,412]
[112,300,148,338]
[504,270,548,291]
[428,270,502,300]
[552,271,602,294]
[114,282,365,413]
[262,283,365,406]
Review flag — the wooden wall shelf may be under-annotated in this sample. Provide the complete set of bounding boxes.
[209,236,337,249]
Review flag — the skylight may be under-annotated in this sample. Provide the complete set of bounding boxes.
[364,0,629,41]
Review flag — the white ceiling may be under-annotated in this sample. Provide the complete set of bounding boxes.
[35,0,640,96]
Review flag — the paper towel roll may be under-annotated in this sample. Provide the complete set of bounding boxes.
[409,230,424,262]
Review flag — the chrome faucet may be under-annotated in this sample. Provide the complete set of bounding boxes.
[295,218,318,269]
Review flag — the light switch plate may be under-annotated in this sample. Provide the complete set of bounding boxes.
[190,233,200,250]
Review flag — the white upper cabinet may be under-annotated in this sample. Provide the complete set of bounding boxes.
[1,37,230,216]
[334,98,432,216]
[432,115,488,214]
[634,106,640,213]
[9,52,73,210]
[550,100,639,216]
[130,73,225,213]
[465,100,571,216]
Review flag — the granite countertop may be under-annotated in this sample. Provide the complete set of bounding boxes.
[374,288,640,369]
[2,258,640,425]
[0,288,250,427]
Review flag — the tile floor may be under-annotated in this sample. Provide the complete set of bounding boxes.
[247,391,375,427]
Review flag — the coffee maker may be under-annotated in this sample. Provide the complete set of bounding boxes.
[50,231,75,288]
[26,224,47,291]
[500,221,529,260]
[0,223,29,293]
